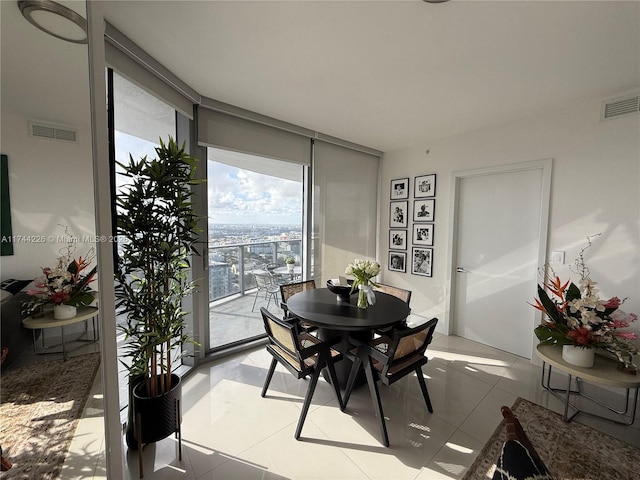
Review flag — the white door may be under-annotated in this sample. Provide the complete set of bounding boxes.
[452,162,550,358]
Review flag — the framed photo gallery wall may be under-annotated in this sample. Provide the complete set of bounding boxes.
[414,174,436,198]
[388,174,436,277]
[389,179,408,271]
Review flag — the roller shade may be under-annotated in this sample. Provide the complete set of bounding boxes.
[312,140,380,284]
[198,107,311,166]
[104,27,196,119]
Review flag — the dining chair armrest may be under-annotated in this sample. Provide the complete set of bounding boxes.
[345,335,372,360]
[298,342,326,359]
[358,341,391,364]
[298,334,341,360]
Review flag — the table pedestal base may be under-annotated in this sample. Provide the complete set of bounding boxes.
[317,328,370,389]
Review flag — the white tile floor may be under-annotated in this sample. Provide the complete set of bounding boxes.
[68,333,640,479]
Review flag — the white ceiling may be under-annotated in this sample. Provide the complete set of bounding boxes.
[1,0,90,126]
[98,0,640,152]
[5,1,640,153]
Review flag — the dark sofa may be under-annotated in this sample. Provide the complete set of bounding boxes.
[1,290,39,370]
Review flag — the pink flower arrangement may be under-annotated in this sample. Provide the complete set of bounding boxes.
[22,232,97,315]
[532,239,638,370]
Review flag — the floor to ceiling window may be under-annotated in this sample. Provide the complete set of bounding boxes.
[197,107,380,353]
[110,71,177,410]
[207,147,304,350]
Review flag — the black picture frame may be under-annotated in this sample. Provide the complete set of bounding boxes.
[411,247,433,277]
[389,230,407,250]
[412,224,434,246]
[413,199,435,222]
[389,201,408,228]
[414,174,436,198]
[390,177,409,200]
[389,251,406,273]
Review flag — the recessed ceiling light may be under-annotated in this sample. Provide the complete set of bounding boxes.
[18,0,87,44]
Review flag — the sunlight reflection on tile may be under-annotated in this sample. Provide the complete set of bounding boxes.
[74,335,639,479]
[421,430,484,479]
[433,461,467,476]
[429,349,511,366]
[445,441,474,454]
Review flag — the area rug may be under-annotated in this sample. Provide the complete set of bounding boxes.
[462,397,640,480]
[0,352,100,479]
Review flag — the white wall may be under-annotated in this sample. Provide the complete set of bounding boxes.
[0,0,96,282]
[1,111,96,280]
[380,96,640,343]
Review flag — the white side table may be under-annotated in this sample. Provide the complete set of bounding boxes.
[536,344,640,425]
[23,306,100,361]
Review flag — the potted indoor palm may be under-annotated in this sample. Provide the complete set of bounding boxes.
[114,137,201,449]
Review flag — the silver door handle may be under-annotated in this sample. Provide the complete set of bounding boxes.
[456,267,469,273]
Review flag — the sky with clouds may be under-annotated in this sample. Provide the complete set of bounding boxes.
[115,131,303,225]
[207,161,302,225]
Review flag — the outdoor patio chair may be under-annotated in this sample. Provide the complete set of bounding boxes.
[343,317,438,446]
[251,271,280,312]
[260,308,344,440]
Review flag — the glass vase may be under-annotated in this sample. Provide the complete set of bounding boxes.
[357,283,376,309]
[357,288,368,309]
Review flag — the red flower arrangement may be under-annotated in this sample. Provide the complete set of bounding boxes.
[22,232,97,315]
[531,238,638,370]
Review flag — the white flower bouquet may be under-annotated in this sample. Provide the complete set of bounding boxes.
[345,259,381,309]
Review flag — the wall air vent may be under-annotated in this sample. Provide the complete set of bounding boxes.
[28,121,78,143]
[600,93,640,121]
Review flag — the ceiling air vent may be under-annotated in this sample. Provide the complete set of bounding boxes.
[600,93,640,121]
[28,121,78,143]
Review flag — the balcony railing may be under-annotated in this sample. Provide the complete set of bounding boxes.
[208,239,303,350]
[208,239,302,302]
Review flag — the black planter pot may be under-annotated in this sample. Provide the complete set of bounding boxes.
[125,373,182,449]
[125,374,143,450]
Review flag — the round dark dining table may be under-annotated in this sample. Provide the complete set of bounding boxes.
[286,287,411,387]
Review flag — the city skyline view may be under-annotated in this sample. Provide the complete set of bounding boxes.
[208,223,301,245]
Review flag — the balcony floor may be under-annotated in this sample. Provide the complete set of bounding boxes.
[210,290,282,349]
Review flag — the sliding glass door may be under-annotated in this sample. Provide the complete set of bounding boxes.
[197,107,379,354]
[207,147,304,350]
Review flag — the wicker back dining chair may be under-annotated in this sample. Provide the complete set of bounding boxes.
[343,317,438,446]
[260,308,344,439]
[251,271,280,312]
[372,283,412,333]
[280,280,317,332]
[373,283,412,307]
